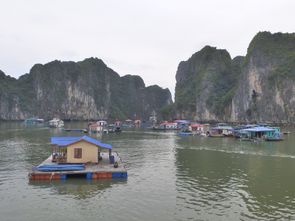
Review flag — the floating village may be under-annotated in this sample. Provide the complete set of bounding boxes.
[25,114,290,182]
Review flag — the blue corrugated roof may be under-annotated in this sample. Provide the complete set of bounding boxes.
[51,136,112,149]
[174,120,190,124]
[243,127,275,132]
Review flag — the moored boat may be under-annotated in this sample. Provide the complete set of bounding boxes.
[24,117,44,126]
[48,118,64,128]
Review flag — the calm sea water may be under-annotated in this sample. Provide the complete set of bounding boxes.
[1,122,295,221]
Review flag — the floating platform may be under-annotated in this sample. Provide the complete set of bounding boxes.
[29,152,127,181]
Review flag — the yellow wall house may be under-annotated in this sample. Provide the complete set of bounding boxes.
[51,136,112,164]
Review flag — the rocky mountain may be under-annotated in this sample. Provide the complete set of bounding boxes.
[175,46,243,121]
[231,32,295,123]
[175,31,295,123]
[0,58,172,120]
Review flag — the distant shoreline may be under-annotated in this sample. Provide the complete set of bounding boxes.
[1,119,294,126]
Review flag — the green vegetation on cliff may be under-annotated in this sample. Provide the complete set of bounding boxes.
[0,58,172,120]
[246,32,295,85]
[175,46,243,119]
[174,31,294,123]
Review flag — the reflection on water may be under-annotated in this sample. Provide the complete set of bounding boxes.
[30,179,127,200]
[1,122,295,220]
[175,133,295,220]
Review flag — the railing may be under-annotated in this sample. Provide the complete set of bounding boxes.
[52,154,67,163]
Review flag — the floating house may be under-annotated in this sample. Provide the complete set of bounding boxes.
[209,125,233,137]
[152,121,178,130]
[232,124,256,138]
[241,126,283,141]
[174,120,191,129]
[51,136,112,164]
[122,119,134,128]
[88,121,108,133]
[29,136,127,181]
[191,123,210,135]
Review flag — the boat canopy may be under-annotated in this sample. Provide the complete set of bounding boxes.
[51,136,112,149]
[212,126,233,130]
[243,127,275,132]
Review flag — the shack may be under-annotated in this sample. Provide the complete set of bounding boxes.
[51,136,112,164]
[29,136,127,181]
[242,126,276,139]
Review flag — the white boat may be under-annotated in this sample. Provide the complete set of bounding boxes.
[48,118,64,128]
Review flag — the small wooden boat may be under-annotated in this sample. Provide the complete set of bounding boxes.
[24,117,44,126]
[178,131,194,136]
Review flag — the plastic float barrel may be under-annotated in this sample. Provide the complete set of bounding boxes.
[92,173,98,179]
[99,172,107,179]
[106,173,112,179]
[29,173,64,181]
[43,174,51,180]
[86,173,93,180]
[96,172,112,179]
[112,172,128,179]
[51,174,61,180]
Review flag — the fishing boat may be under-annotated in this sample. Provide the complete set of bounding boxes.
[48,118,64,128]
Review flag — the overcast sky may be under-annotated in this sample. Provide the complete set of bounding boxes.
[0,0,294,97]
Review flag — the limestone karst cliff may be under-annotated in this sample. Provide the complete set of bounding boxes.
[0,58,172,120]
[231,32,295,123]
[175,46,243,121]
[174,31,295,123]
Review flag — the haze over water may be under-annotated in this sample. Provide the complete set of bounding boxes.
[1,122,295,220]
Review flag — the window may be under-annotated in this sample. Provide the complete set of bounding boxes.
[74,148,82,159]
